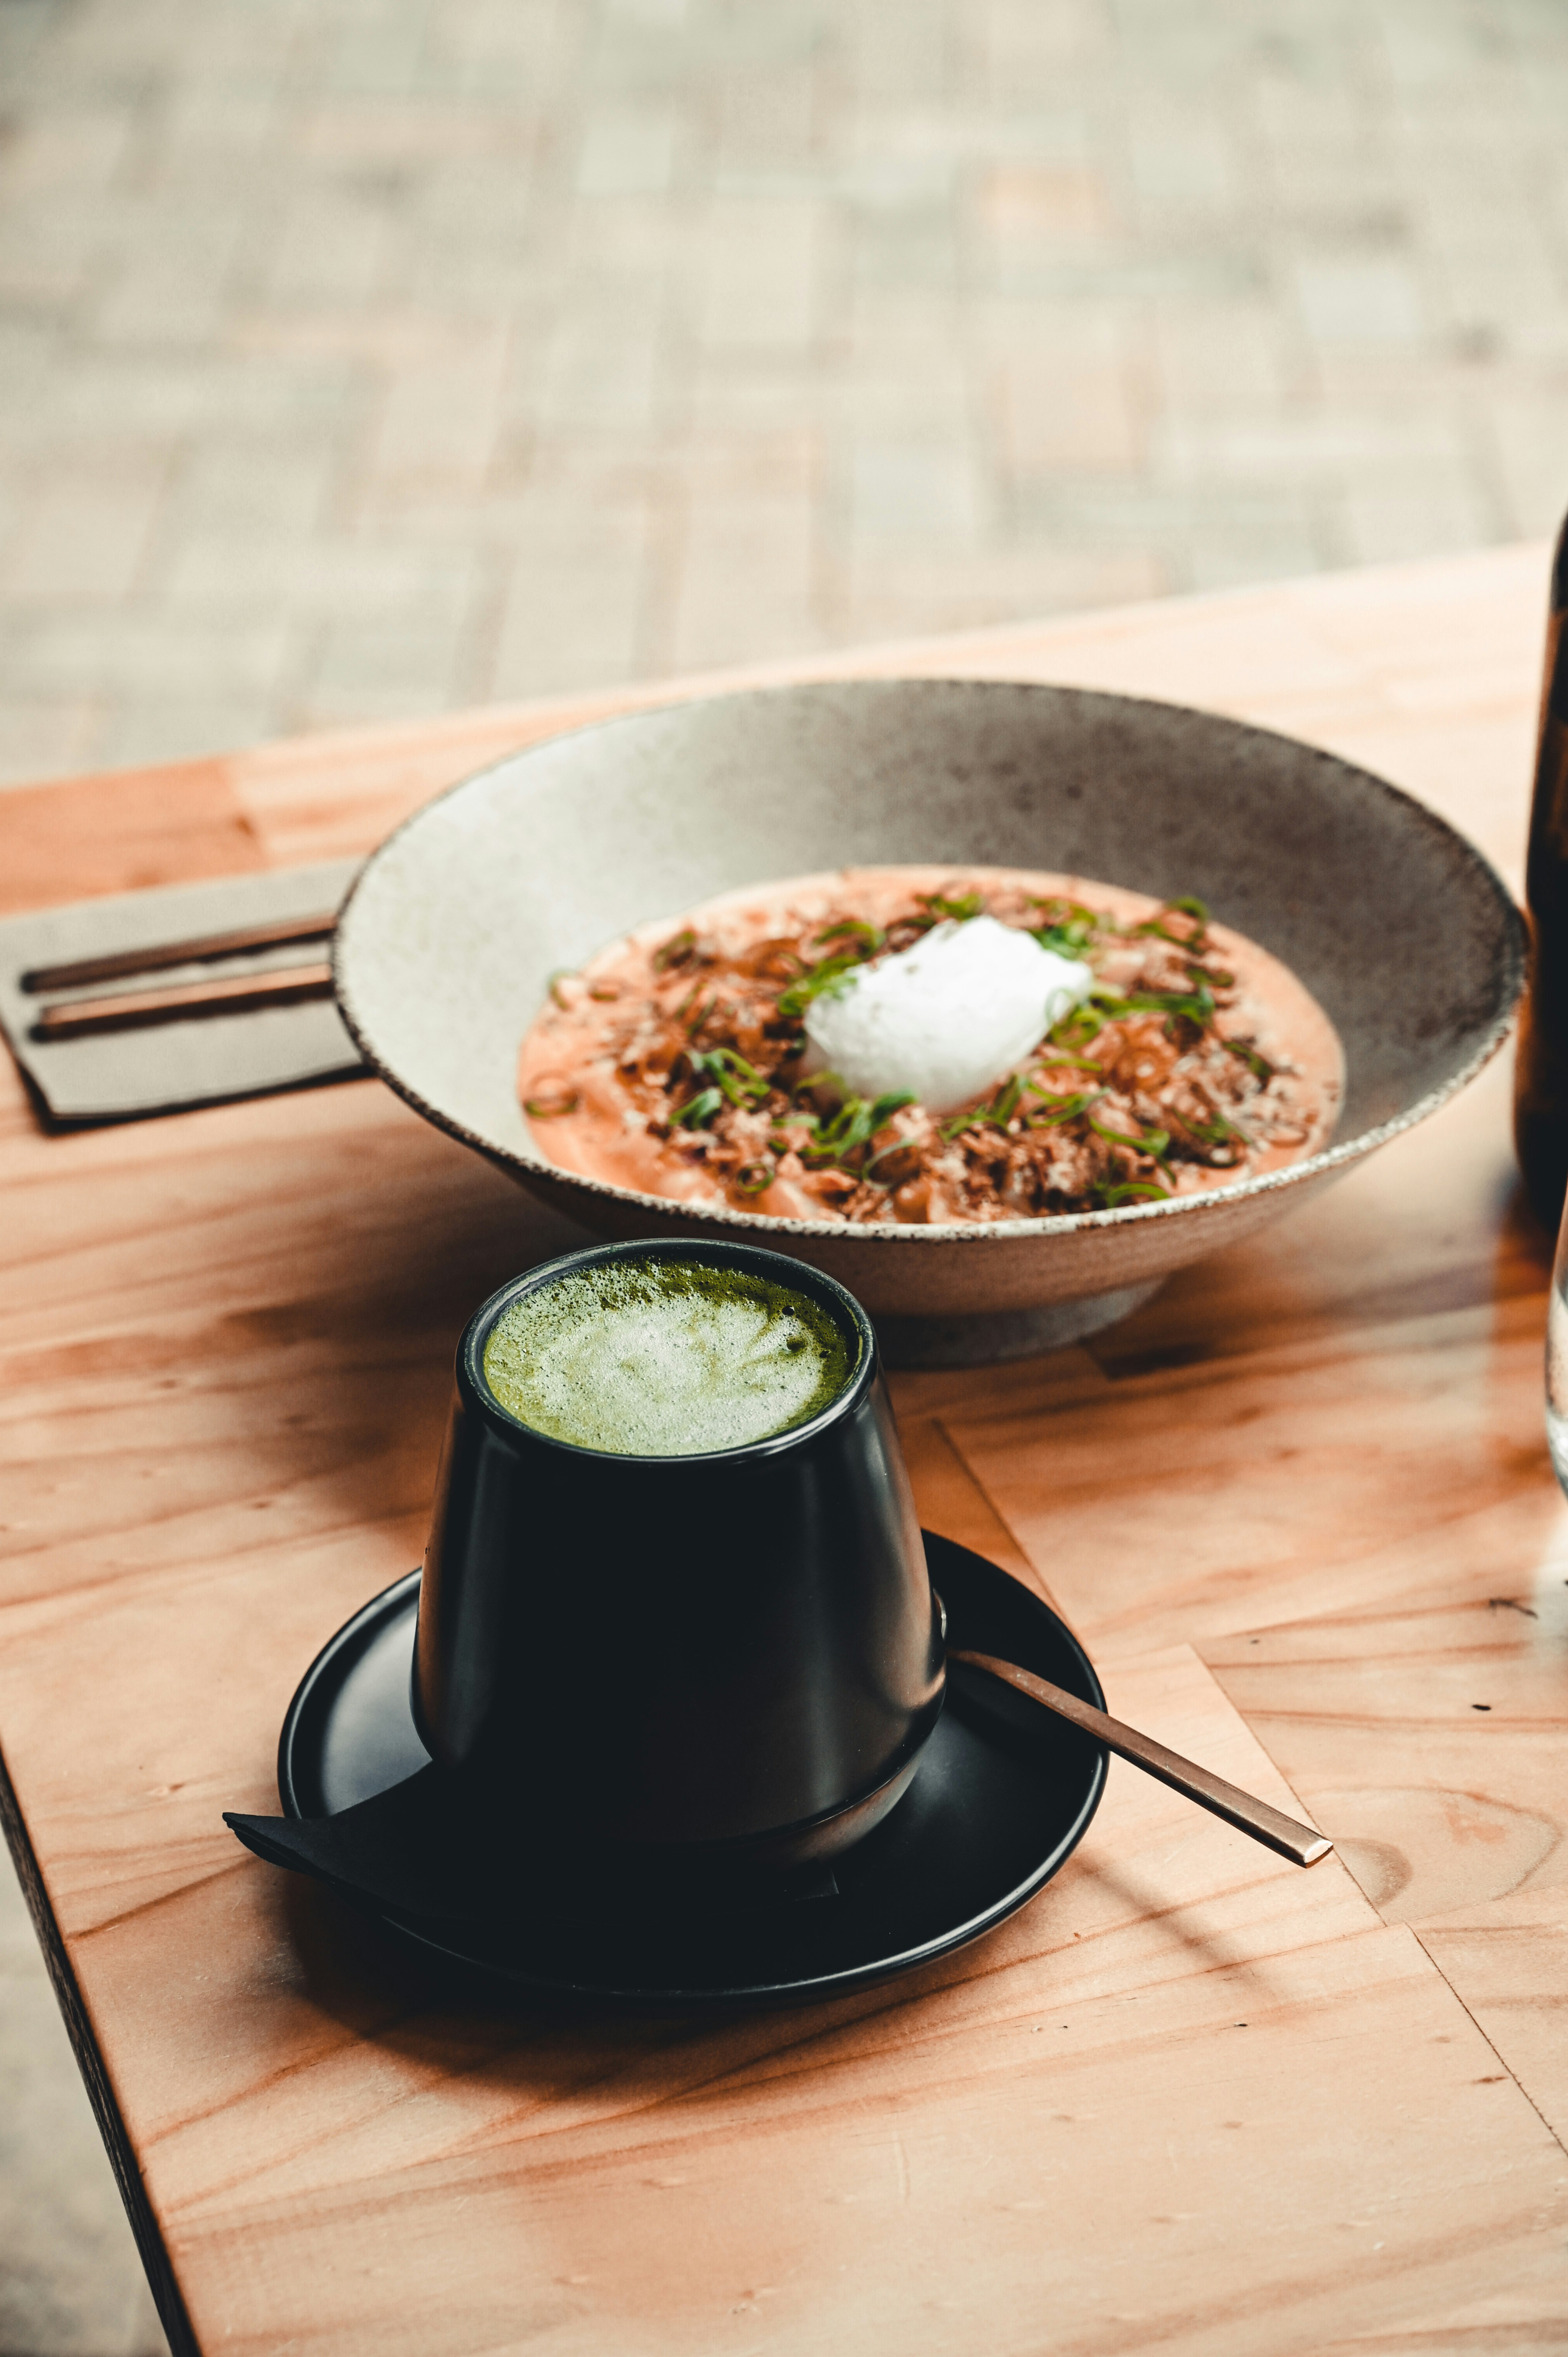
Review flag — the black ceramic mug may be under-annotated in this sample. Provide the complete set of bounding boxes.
[414,1239,945,1868]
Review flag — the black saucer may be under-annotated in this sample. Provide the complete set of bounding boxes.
[272,1533,1107,2005]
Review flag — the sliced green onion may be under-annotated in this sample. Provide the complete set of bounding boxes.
[805,1086,915,1165]
[672,1087,724,1129]
[816,918,885,952]
[776,951,868,1019]
[1222,1037,1275,1083]
[1130,898,1211,950]
[1084,1109,1172,1163]
[1029,896,1104,956]
[1182,1109,1249,1149]
[1026,1088,1103,1125]
[1031,899,1102,956]
[865,1138,919,1182]
[868,1090,917,1127]
[1121,983,1216,1027]
[690,1047,770,1107]
[981,1073,1024,1127]
[734,1159,776,1193]
[653,928,697,972]
[1049,984,1126,1049]
[820,1100,863,1146]
[917,890,984,922]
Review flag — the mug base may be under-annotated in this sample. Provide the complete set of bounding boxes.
[421,1713,937,1899]
[671,1748,923,1878]
[538,1722,934,1892]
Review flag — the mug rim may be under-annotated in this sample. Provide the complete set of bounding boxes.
[457,1236,878,1466]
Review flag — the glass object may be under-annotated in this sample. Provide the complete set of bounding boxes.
[1547,1199,1568,1489]
[1516,517,1568,1227]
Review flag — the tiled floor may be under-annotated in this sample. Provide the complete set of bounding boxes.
[2,0,1568,794]
[4,0,1568,2347]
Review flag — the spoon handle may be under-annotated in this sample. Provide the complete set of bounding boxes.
[31,961,335,1040]
[949,1648,1333,1869]
[21,912,337,995]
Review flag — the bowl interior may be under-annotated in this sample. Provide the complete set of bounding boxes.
[335,679,1522,1202]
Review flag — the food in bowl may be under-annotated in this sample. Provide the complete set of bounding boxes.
[516,865,1343,1225]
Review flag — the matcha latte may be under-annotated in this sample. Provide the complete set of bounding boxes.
[481,1256,855,1456]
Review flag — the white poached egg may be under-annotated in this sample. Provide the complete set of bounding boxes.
[802,916,1093,1116]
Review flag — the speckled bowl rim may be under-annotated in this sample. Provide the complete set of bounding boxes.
[333,677,1526,1248]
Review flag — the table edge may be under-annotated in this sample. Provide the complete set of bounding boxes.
[0,1733,196,2357]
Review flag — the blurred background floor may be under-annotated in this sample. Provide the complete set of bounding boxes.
[3,0,1568,2348]
[0,1862,166,2357]
[2,0,1568,795]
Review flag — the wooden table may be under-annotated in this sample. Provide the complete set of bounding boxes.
[4,545,1567,2357]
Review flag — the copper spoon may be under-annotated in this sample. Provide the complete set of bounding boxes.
[936,1599,1331,1868]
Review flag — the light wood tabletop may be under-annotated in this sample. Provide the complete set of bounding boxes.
[3,544,1567,2357]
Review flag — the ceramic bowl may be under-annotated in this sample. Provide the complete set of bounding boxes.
[333,679,1524,1363]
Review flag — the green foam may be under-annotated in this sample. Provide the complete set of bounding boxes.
[481,1259,855,1457]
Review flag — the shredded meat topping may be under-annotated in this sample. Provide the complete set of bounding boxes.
[522,879,1335,1224]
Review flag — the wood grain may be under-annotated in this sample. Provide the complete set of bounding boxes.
[2,542,1565,2355]
[945,1051,1555,1652]
[1414,1886,1568,2146]
[23,1611,1565,2357]
[150,1924,1568,2357]
[898,1416,1050,1597]
[0,763,263,917]
[1202,1577,1568,1924]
